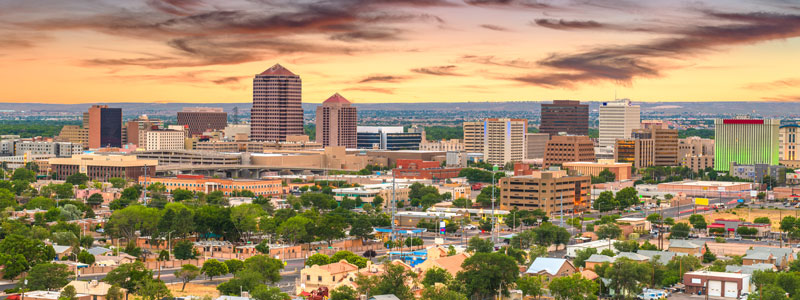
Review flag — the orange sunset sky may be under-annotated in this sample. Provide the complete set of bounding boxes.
[1,0,799,104]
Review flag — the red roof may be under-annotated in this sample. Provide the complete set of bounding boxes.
[260,64,296,76]
[323,93,351,104]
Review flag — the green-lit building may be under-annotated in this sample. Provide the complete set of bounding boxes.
[714,118,779,171]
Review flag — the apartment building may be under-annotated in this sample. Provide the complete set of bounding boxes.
[499,170,591,215]
[543,135,595,167]
[614,139,655,169]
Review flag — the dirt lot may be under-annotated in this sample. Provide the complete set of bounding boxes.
[167,282,219,298]
[703,208,800,231]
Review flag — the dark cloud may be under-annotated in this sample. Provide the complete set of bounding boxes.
[146,0,204,16]
[533,19,605,30]
[479,24,509,31]
[463,0,553,9]
[460,55,534,68]
[330,29,403,42]
[411,65,463,76]
[358,75,410,83]
[513,11,800,88]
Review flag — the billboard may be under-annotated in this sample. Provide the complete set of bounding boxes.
[695,198,709,206]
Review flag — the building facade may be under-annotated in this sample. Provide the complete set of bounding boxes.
[714,119,779,171]
[598,100,640,149]
[543,135,595,167]
[419,139,464,152]
[526,133,549,160]
[15,141,82,157]
[392,159,462,180]
[139,174,282,197]
[499,170,591,215]
[779,124,800,161]
[679,137,714,158]
[539,100,589,136]
[462,121,484,154]
[482,118,527,165]
[144,130,185,151]
[251,64,304,142]
[49,154,157,181]
[356,126,421,150]
[88,105,122,149]
[563,161,632,181]
[315,93,357,148]
[125,115,163,147]
[614,139,655,169]
[177,107,227,136]
[633,126,678,166]
[57,125,89,148]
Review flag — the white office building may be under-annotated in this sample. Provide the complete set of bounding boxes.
[599,99,641,149]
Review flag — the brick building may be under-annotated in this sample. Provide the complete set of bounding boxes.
[543,135,595,167]
[392,159,461,180]
[177,107,227,136]
[251,64,304,142]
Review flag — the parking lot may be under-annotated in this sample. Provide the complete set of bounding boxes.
[667,293,733,300]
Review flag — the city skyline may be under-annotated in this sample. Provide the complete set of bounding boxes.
[1,0,800,104]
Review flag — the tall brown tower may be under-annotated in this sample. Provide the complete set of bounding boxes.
[540,100,589,136]
[316,93,357,148]
[251,64,303,142]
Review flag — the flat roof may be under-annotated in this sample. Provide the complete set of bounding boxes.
[660,180,750,187]
[685,271,750,278]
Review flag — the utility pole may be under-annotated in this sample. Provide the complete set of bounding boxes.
[142,164,148,205]
[491,164,497,244]
[391,171,396,260]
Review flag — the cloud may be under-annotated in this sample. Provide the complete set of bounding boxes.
[330,28,403,42]
[463,0,553,9]
[479,24,509,31]
[761,95,800,102]
[344,87,395,94]
[212,76,248,85]
[411,65,463,76]
[358,75,410,83]
[460,55,535,68]
[146,0,205,16]
[513,10,800,88]
[744,78,800,90]
[533,19,605,30]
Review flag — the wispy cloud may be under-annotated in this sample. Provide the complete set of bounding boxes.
[744,78,800,90]
[533,19,605,30]
[479,24,509,31]
[411,65,463,76]
[358,75,410,83]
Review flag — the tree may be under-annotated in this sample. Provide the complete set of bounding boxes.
[329,285,358,300]
[0,188,17,210]
[689,214,707,229]
[231,203,264,242]
[107,285,123,300]
[26,196,55,210]
[640,240,659,251]
[596,224,622,240]
[174,264,200,292]
[278,215,312,244]
[316,213,347,246]
[615,187,639,210]
[421,267,452,287]
[604,257,649,298]
[549,273,598,300]
[349,215,374,241]
[11,168,36,182]
[106,205,160,240]
[573,247,598,268]
[60,285,77,300]
[754,217,771,224]
[646,213,662,224]
[65,173,90,186]
[593,191,617,212]
[517,275,544,299]
[109,177,126,189]
[372,195,384,209]
[420,286,468,300]
[23,262,71,291]
[137,279,172,300]
[87,193,104,207]
[173,240,197,260]
[255,240,270,254]
[702,244,717,263]
[466,236,493,253]
[251,284,290,300]
[78,250,95,265]
[670,223,691,239]
[0,234,55,278]
[614,240,639,253]
[103,261,153,294]
[457,252,519,299]
[243,255,284,284]
[306,253,331,266]
[201,259,229,280]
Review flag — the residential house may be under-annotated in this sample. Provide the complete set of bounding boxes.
[525,258,576,283]
[63,280,127,300]
[93,254,136,267]
[86,247,111,256]
[22,291,91,300]
[415,247,470,277]
[615,252,650,263]
[667,240,705,256]
[53,245,74,260]
[725,264,776,274]
[297,260,359,295]
[682,271,751,298]
[637,250,688,265]
[744,247,794,269]
[584,254,613,271]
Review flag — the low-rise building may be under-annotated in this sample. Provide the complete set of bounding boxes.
[392,159,461,180]
[743,247,794,269]
[419,139,464,152]
[49,154,157,181]
[499,170,591,215]
[682,271,751,298]
[332,183,411,209]
[525,258,576,283]
[15,141,82,157]
[667,239,705,256]
[566,239,617,258]
[64,280,126,300]
[563,160,632,181]
[22,291,91,300]
[139,174,282,197]
[729,162,785,184]
[543,135,595,167]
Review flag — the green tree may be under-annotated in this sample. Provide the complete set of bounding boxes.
[316,213,347,246]
[242,255,284,284]
[26,196,55,210]
[87,193,104,207]
[109,177,126,189]
[224,259,244,275]
[614,240,639,253]
[688,214,707,229]
[172,188,194,201]
[107,286,123,300]
[615,187,639,210]
[421,267,452,287]
[702,244,717,263]
[201,259,229,280]
[593,191,618,212]
[103,261,153,295]
[78,250,95,264]
[349,215,374,241]
[517,275,545,299]
[420,286,468,300]
[11,168,36,182]
[466,236,494,253]
[251,284,290,300]
[174,264,201,292]
[604,257,649,298]
[255,240,270,254]
[549,273,598,300]
[65,173,90,186]
[329,285,358,300]
[457,252,519,299]
[753,217,771,224]
[670,223,691,239]
[573,247,598,268]
[60,285,77,300]
[23,262,71,291]
[173,240,197,260]
[306,253,331,266]
[136,279,172,300]
[596,224,622,240]
[278,215,312,244]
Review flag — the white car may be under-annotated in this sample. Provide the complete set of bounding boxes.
[464,225,477,230]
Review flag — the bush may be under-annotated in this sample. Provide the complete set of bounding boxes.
[715,237,726,243]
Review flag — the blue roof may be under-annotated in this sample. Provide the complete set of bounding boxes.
[374,228,427,234]
[780,124,800,129]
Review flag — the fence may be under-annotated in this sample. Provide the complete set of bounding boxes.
[74,258,207,275]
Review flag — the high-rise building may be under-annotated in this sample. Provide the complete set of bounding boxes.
[357,126,422,150]
[679,137,714,172]
[714,118,779,171]
[614,139,655,169]
[598,100,640,149]
[462,121,484,153]
[316,93,357,148]
[57,125,88,148]
[543,135,595,166]
[633,126,678,166]
[779,124,800,161]
[526,133,550,160]
[126,115,164,147]
[482,118,527,165]
[144,130,185,151]
[177,107,227,136]
[87,105,122,149]
[539,100,589,136]
[499,170,590,215]
[251,64,303,142]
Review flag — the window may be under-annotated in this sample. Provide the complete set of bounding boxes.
[318,276,322,282]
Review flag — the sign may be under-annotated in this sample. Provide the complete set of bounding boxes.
[439,221,446,235]
[750,191,758,197]
[493,165,499,172]
[695,198,709,206]
[738,199,744,203]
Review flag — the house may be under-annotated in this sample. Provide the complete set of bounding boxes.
[725,264,776,275]
[369,296,401,300]
[86,247,111,256]
[584,254,613,270]
[63,280,127,300]
[667,240,705,256]
[580,269,599,281]
[416,252,470,277]
[637,250,688,265]
[615,252,650,263]
[525,258,576,283]
[22,291,91,300]
[93,254,136,267]
[683,271,751,298]
[297,260,360,295]
[566,239,617,258]
[744,247,794,269]
[53,245,74,260]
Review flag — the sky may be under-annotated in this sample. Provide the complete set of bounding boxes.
[1,0,800,104]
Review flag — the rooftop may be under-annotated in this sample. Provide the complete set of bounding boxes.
[323,93,351,105]
[259,63,296,76]
[526,257,570,275]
